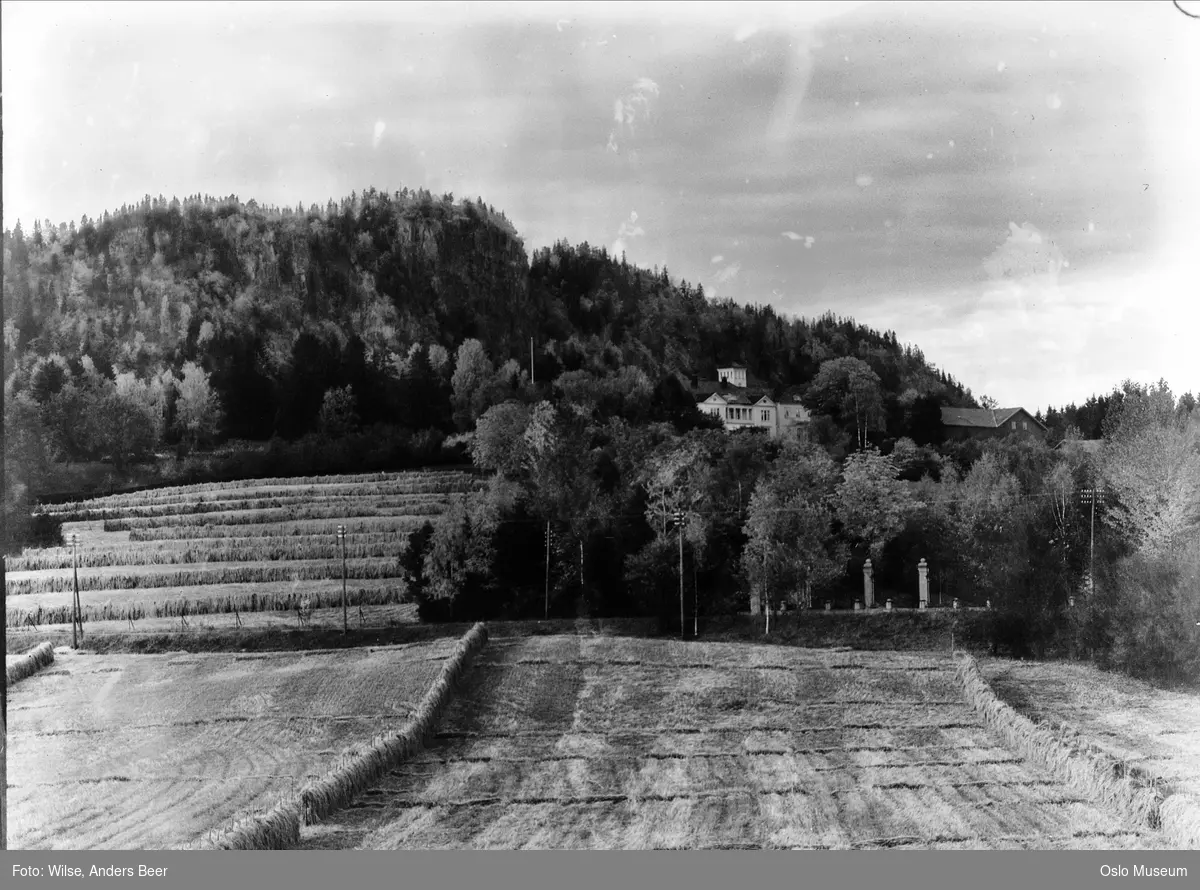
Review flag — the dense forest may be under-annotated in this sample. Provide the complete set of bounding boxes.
[4,190,1197,684]
[2,189,975,496]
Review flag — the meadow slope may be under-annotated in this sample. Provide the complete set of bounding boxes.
[5,469,481,627]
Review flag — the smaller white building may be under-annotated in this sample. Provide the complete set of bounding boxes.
[717,364,748,388]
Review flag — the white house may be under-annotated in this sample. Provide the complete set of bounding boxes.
[696,367,810,439]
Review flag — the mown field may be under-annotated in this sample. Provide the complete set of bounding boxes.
[5,469,483,628]
[298,634,1169,850]
[6,638,460,849]
[979,658,1200,800]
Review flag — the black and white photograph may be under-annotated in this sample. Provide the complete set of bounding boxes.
[2,0,1198,862]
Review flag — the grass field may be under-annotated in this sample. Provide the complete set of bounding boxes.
[979,658,1200,800]
[8,468,1192,851]
[297,634,1169,850]
[6,638,459,849]
[6,469,481,624]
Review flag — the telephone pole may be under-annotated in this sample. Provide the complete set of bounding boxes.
[336,525,348,633]
[694,561,699,639]
[544,522,552,619]
[69,533,82,648]
[1080,488,1104,598]
[672,510,685,639]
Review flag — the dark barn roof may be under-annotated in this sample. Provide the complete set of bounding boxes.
[941,407,1047,431]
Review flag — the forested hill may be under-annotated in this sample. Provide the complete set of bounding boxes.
[3,188,975,455]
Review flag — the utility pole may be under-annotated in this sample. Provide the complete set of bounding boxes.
[530,338,535,385]
[336,525,348,633]
[764,544,770,636]
[69,533,82,649]
[1080,488,1104,598]
[544,522,552,619]
[672,510,685,639]
[693,559,698,639]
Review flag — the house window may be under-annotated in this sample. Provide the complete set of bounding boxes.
[1011,421,1017,429]
[761,410,770,422]
[1022,421,1028,430]
[726,408,733,420]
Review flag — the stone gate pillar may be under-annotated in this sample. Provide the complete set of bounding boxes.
[862,559,874,609]
[918,558,929,609]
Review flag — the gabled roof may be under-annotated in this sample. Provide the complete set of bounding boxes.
[941,407,1047,431]
[692,380,725,398]
[720,392,755,406]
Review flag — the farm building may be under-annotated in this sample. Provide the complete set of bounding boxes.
[940,407,1048,442]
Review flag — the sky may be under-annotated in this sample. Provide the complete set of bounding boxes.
[3,0,1198,411]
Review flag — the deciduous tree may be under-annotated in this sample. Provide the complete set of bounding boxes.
[742,443,842,626]
[804,357,885,450]
[836,447,922,563]
[174,361,222,451]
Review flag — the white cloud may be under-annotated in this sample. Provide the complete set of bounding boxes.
[372,120,386,149]
[1046,92,1063,110]
[983,222,1066,284]
[711,254,724,263]
[607,77,660,153]
[713,262,741,285]
[782,231,815,248]
[612,210,645,257]
[734,23,759,42]
[877,248,1200,410]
